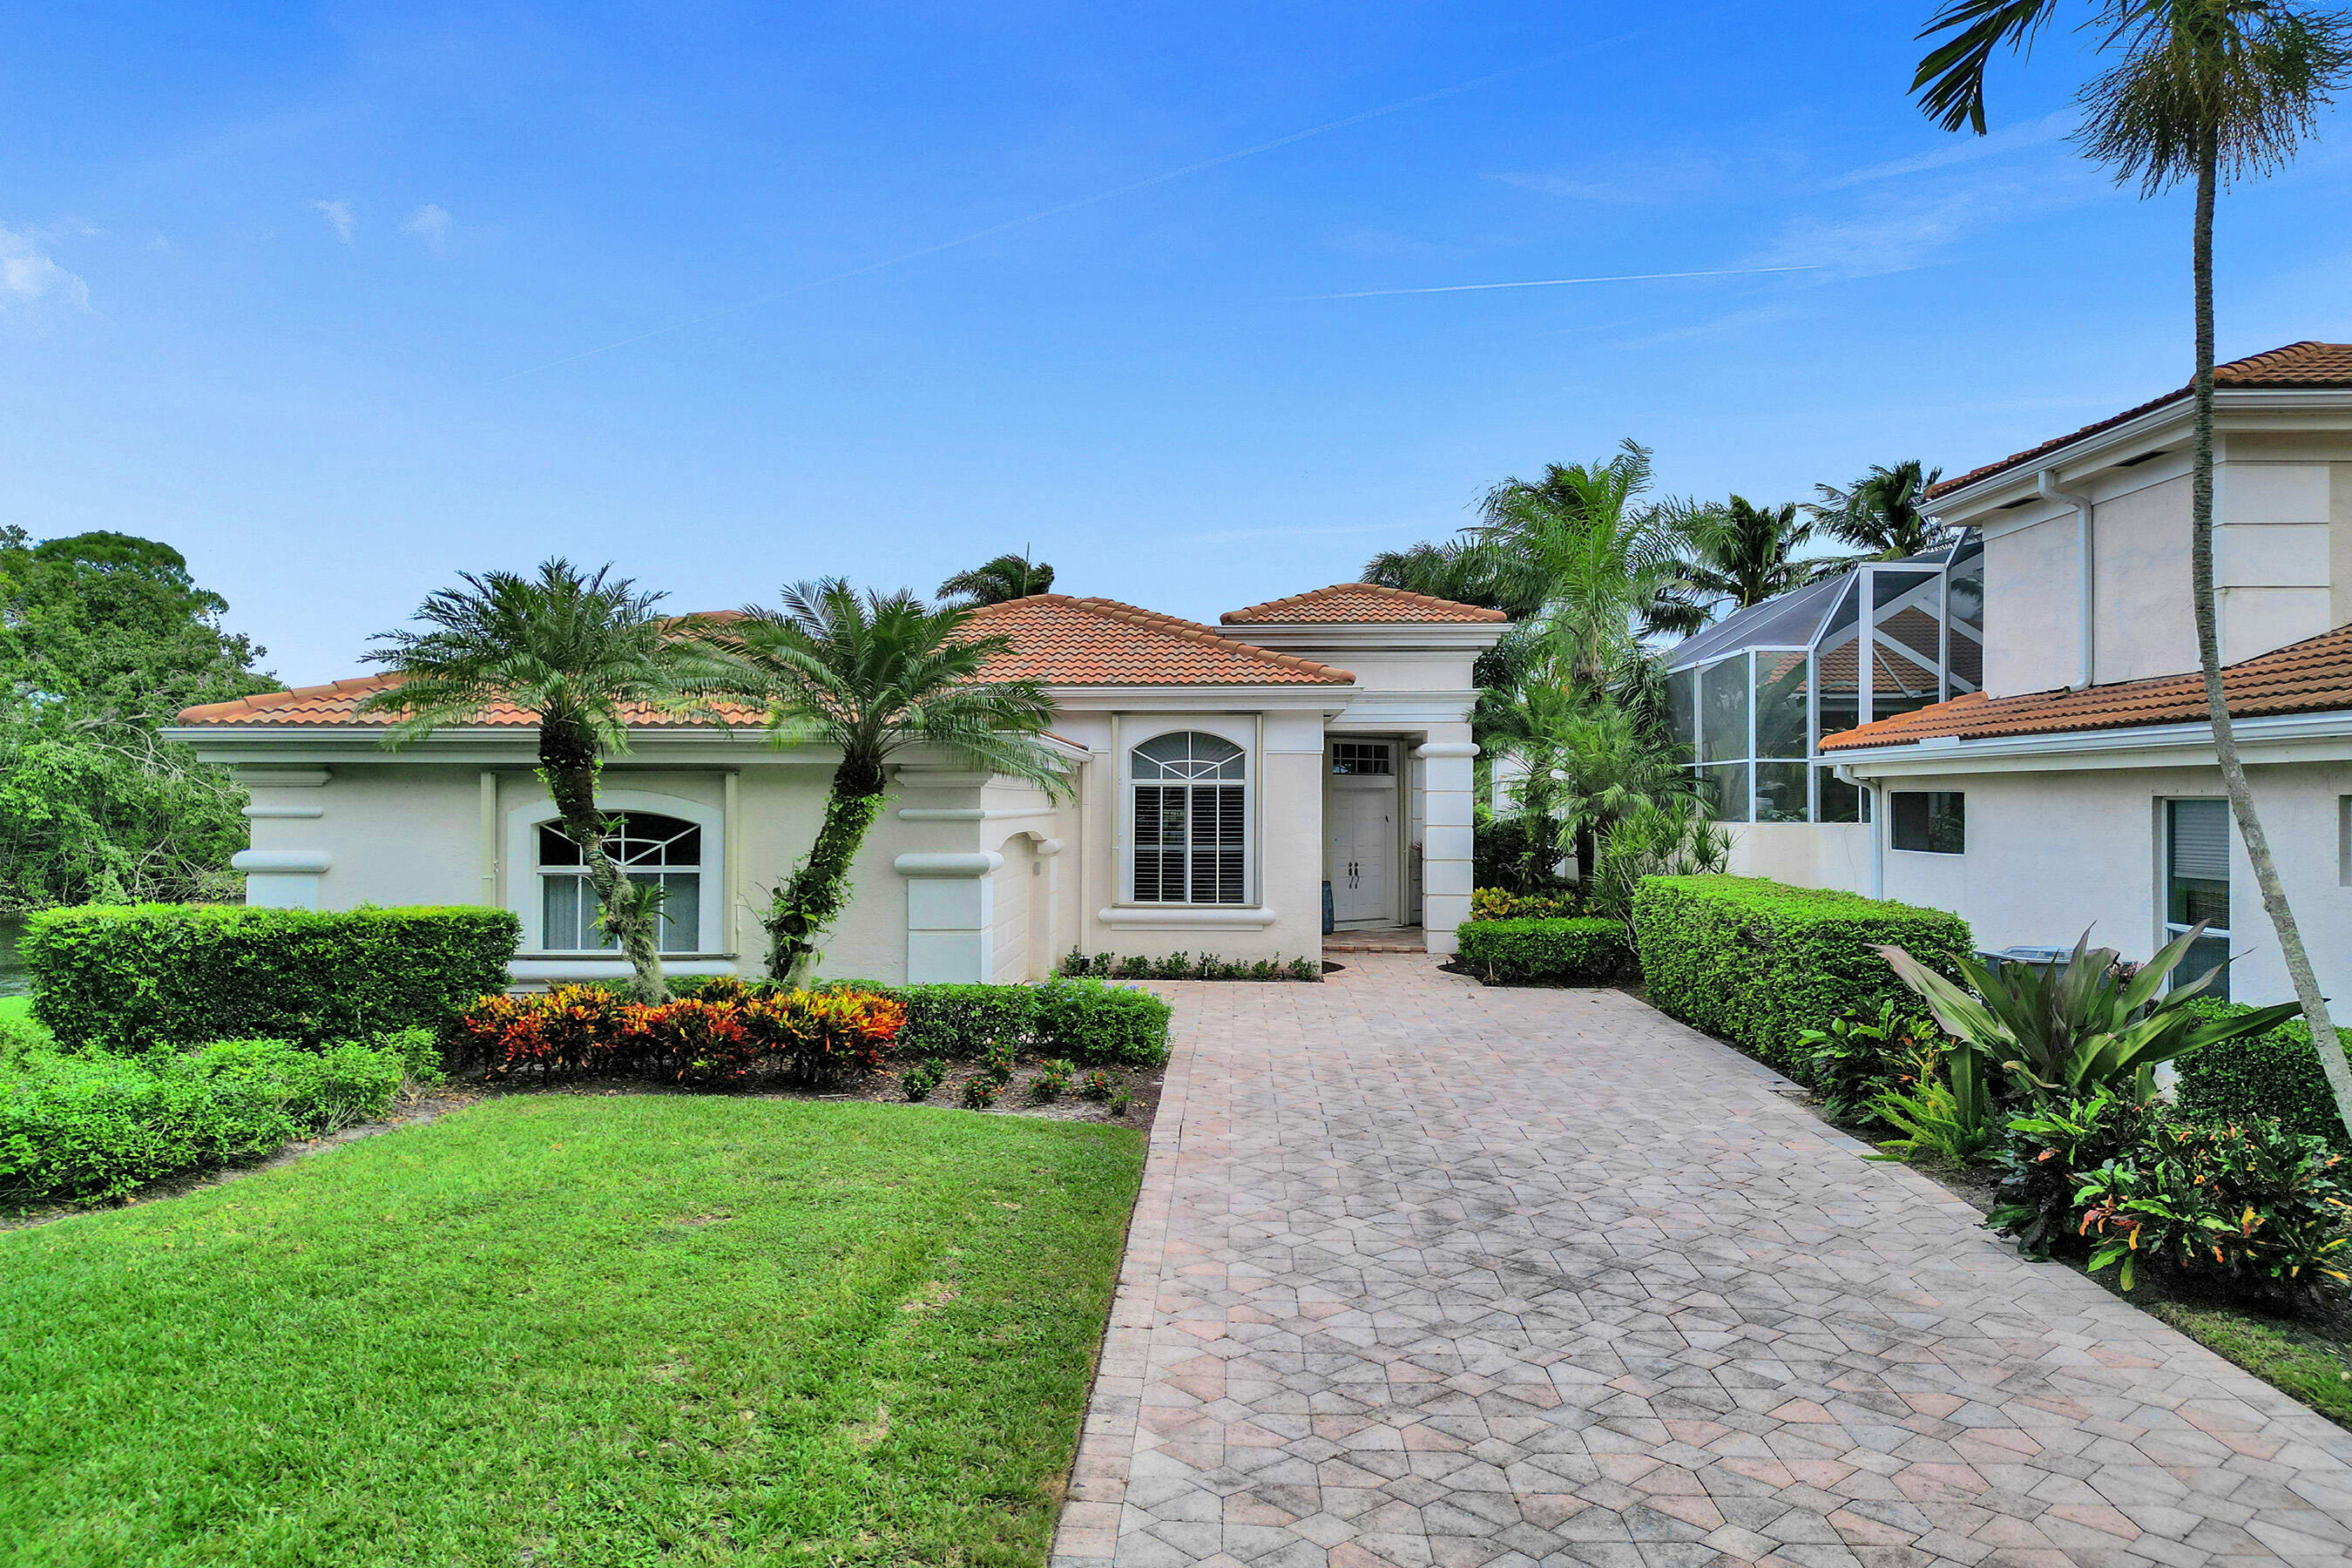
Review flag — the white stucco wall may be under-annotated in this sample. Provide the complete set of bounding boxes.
[1723,821,1872,890]
[1839,761,2352,1007]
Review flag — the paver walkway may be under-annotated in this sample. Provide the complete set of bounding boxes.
[1051,955,2352,1568]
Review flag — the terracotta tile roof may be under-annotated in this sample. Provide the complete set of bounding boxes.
[1220,583,1508,625]
[1818,621,2352,752]
[175,595,1354,727]
[1930,341,2352,499]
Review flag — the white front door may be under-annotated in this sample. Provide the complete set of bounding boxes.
[1326,776,1396,925]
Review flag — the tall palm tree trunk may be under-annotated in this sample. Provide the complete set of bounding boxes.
[2186,142,2352,1140]
[765,757,889,985]
[538,721,667,1004]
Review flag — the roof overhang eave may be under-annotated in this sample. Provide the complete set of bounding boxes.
[1821,704,2352,777]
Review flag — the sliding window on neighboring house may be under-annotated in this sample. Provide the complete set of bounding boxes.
[1889,790,1963,855]
[1130,731,1247,905]
[2166,798,2232,1001]
[537,811,703,952]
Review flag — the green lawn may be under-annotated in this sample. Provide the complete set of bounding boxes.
[0,1094,1144,1566]
[2146,1297,2352,1432]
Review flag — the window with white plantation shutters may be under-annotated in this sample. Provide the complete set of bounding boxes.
[2165,798,2232,1000]
[1130,732,1247,904]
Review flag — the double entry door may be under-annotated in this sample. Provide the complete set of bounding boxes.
[1325,740,1399,926]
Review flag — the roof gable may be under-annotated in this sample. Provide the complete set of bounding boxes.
[1220,583,1507,625]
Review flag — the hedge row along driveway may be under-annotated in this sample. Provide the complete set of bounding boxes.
[0,1095,1144,1567]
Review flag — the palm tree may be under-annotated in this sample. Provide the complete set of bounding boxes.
[1538,701,1697,884]
[1656,497,1823,632]
[936,551,1054,605]
[1362,538,1544,619]
[686,580,1067,983]
[1915,0,2352,1139]
[1805,460,1952,563]
[1472,441,1699,689]
[360,560,690,1004]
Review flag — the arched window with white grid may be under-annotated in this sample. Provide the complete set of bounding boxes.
[1128,732,1248,905]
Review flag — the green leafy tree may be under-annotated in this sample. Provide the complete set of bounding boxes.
[1804,459,1952,563]
[1361,538,1544,619]
[936,551,1054,605]
[686,580,1068,984]
[1656,497,1823,632]
[360,560,692,1003]
[0,528,274,911]
[1913,0,2352,1141]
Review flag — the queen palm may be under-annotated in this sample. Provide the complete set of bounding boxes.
[1804,460,1950,563]
[1655,496,1822,632]
[688,579,1066,983]
[1915,0,2352,1139]
[936,551,1054,605]
[360,559,690,1004]
[1472,440,1699,691]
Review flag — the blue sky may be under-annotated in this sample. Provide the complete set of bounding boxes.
[5,2,2349,680]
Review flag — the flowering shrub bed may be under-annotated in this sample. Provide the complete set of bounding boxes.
[1468,887,1584,922]
[457,982,905,1087]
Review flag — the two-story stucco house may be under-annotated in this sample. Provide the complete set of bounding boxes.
[166,585,1506,985]
[1685,341,2352,1004]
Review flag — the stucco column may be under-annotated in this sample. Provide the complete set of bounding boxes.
[234,765,333,909]
[894,851,1003,983]
[1416,741,1477,954]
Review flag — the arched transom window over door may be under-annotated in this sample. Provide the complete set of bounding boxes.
[1131,732,1247,904]
[537,811,704,952]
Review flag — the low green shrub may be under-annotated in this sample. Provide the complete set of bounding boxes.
[2176,999,2352,1150]
[1988,1089,2160,1260]
[0,997,49,1064]
[899,1058,946,1103]
[959,1074,1000,1110]
[25,904,519,1052]
[1468,888,1584,922]
[1035,979,1172,1067]
[1632,875,1973,1071]
[1455,917,1627,985]
[1027,1058,1075,1104]
[1056,950,1320,982]
[1077,1067,1119,1104]
[888,983,1041,1059]
[1796,1003,1945,1125]
[0,1036,411,1206]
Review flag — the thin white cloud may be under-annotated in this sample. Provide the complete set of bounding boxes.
[401,203,452,253]
[1823,111,2074,190]
[0,226,90,310]
[313,199,355,242]
[1751,161,2112,280]
[1299,266,1819,301]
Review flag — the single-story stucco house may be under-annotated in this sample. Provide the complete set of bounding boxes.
[1675,340,2352,1005]
[168,585,1507,985]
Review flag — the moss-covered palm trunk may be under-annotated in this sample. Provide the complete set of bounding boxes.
[538,719,667,1004]
[766,756,888,985]
[2184,144,2352,1143]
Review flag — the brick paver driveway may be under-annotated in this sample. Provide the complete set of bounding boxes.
[1051,955,2352,1568]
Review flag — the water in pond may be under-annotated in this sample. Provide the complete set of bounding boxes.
[0,917,26,997]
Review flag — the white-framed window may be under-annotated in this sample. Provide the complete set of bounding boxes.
[1331,740,1394,776]
[537,812,703,952]
[506,789,725,956]
[1130,731,1247,905]
[2165,797,2232,1001]
[1889,790,1964,855]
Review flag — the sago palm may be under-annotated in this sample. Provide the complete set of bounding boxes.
[687,580,1066,983]
[936,551,1054,605]
[1915,0,2352,1139]
[360,559,691,1003]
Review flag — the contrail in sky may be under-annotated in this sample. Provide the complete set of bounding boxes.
[493,33,1662,383]
[1300,266,1821,300]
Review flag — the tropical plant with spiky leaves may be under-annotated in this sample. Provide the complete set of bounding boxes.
[686,580,1068,983]
[360,559,693,1003]
[1913,0,2352,1141]
[1655,496,1825,631]
[936,551,1054,605]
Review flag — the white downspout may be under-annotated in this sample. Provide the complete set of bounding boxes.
[1835,764,1882,898]
[2039,467,2097,689]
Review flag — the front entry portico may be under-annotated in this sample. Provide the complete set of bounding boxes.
[1323,737,1404,929]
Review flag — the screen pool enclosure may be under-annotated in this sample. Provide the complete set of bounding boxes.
[1660,533,1982,825]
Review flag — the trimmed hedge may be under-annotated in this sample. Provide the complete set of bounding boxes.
[2176,999,2352,1150]
[887,983,1044,1059]
[0,1037,409,1206]
[1035,978,1172,1068]
[793,976,1172,1069]
[1632,875,1974,1069]
[1456,917,1627,985]
[24,904,520,1052]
